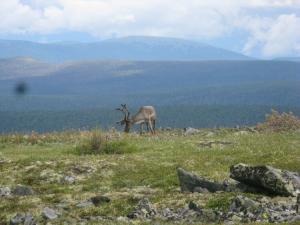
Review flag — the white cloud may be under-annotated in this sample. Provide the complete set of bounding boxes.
[242,14,300,57]
[1,0,300,56]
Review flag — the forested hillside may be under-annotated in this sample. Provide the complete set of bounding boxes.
[0,59,299,133]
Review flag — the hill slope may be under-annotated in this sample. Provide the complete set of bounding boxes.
[0,36,251,62]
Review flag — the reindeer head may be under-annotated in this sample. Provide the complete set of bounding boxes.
[116,104,132,133]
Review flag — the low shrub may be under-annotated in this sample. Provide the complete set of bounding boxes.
[256,109,300,132]
[76,129,136,155]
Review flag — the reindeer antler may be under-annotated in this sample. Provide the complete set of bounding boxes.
[116,104,130,125]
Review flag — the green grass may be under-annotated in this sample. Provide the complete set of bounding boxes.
[0,129,299,224]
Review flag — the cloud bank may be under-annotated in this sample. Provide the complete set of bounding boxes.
[1,0,300,57]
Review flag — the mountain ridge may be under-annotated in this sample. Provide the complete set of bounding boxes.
[0,36,251,62]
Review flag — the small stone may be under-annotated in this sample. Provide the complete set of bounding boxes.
[200,209,219,223]
[13,185,34,196]
[127,198,157,219]
[231,214,242,222]
[206,132,215,137]
[188,201,201,212]
[0,187,11,197]
[42,207,58,220]
[10,214,35,225]
[229,195,259,213]
[24,214,36,225]
[91,195,111,206]
[116,216,129,222]
[76,201,93,208]
[184,127,199,136]
[10,214,25,225]
[62,175,76,184]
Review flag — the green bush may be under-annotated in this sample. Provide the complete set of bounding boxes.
[206,194,234,212]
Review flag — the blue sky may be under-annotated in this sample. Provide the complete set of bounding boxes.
[1,0,300,58]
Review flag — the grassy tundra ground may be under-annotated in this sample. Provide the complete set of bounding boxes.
[0,128,300,224]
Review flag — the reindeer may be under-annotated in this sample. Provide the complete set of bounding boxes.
[116,104,157,134]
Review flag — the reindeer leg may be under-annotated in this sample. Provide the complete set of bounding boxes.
[140,123,144,134]
[153,120,156,134]
[148,120,154,134]
[146,122,149,132]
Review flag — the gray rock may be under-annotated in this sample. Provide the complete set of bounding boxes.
[13,185,34,196]
[231,214,242,222]
[0,187,11,197]
[42,207,58,220]
[116,216,130,223]
[188,201,201,212]
[91,195,111,206]
[161,208,178,220]
[289,215,300,222]
[10,214,25,225]
[229,195,259,213]
[10,214,35,225]
[76,201,94,208]
[177,167,224,193]
[230,163,300,196]
[24,215,36,225]
[127,198,157,219]
[62,175,76,184]
[184,127,199,136]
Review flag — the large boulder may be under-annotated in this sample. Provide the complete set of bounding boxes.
[177,168,224,193]
[230,163,300,196]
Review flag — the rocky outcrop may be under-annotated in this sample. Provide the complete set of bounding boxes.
[230,163,300,196]
[127,198,157,219]
[224,195,300,224]
[177,168,224,193]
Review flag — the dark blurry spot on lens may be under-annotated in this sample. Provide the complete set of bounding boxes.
[14,82,28,95]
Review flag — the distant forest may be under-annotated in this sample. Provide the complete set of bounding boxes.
[1,105,300,133]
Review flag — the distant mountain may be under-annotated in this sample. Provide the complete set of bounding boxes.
[0,36,251,62]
